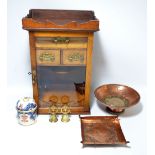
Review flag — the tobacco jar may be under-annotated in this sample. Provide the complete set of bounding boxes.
[16,97,37,125]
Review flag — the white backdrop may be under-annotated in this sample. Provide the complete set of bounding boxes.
[6,1,146,155]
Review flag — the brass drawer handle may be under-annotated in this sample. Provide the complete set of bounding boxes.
[39,52,55,62]
[53,37,70,43]
[68,53,84,62]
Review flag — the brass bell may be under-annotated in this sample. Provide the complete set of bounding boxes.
[61,104,70,123]
[61,114,70,122]
[49,114,58,123]
[49,104,58,123]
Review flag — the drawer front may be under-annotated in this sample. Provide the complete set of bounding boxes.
[35,37,88,49]
[36,49,60,65]
[63,49,86,65]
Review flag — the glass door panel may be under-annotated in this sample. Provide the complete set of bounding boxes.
[37,66,86,108]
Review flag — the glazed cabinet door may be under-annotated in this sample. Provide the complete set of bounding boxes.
[29,32,93,114]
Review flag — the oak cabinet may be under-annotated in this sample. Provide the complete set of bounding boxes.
[22,9,99,114]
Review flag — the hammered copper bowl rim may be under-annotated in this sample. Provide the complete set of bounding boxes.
[94,84,140,110]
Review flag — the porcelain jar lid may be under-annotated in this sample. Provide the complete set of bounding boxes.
[16,97,37,112]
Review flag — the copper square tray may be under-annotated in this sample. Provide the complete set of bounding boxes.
[80,116,128,145]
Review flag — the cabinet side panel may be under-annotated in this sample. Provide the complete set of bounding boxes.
[84,33,94,112]
[29,32,39,106]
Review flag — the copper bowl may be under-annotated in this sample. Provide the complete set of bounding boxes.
[94,84,140,113]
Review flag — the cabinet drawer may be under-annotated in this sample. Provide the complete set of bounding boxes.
[36,49,60,65]
[63,49,86,65]
[35,37,88,49]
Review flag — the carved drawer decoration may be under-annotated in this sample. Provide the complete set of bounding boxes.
[63,49,86,65]
[36,49,60,65]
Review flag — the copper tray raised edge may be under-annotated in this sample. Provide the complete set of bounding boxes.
[80,116,128,145]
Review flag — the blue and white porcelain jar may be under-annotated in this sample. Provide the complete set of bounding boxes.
[16,97,37,125]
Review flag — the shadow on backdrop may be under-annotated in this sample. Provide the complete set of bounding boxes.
[90,33,107,108]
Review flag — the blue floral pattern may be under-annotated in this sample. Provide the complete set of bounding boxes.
[16,97,37,125]
[24,103,36,111]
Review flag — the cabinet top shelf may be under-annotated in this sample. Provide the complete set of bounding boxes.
[22,9,99,32]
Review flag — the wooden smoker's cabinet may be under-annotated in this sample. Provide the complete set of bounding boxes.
[22,9,99,114]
